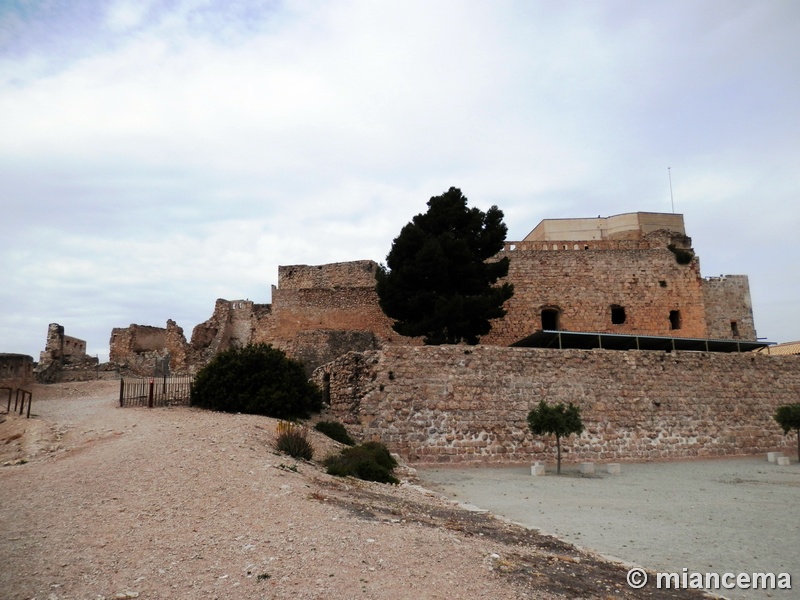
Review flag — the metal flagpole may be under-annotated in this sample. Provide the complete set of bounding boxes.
[668,167,675,213]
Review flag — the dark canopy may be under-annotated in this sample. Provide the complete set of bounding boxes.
[512,330,771,353]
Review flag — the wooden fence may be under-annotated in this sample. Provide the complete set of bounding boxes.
[119,376,193,408]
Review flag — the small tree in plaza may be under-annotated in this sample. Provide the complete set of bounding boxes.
[527,400,584,474]
[774,404,800,462]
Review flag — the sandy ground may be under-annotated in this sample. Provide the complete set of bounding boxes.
[0,381,721,600]
[418,458,800,600]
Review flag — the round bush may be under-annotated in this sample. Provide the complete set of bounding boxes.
[314,421,355,446]
[191,344,322,419]
[323,441,399,484]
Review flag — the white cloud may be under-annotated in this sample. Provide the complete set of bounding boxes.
[1,0,798,360]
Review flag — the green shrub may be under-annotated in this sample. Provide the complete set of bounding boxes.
[324,441,399,484]
[274,422,314,461]
[191,344,322,420]
[314,421,355,446]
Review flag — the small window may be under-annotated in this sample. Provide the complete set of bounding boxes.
[731,321,740,338]
[541,308,560,330]
[669,310,681,330]
[659,280,667,288]
[584,245,590,250]
[611,305,626,325]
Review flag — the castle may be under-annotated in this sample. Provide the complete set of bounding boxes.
[35,211,800,465]
[104,211,758,376]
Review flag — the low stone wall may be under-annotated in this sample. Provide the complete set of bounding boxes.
[0,354,34,388]
[314,346,800,465]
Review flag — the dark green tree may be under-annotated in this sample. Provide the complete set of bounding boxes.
[774,404,800,462]
[375,187,514,345]
[191,343,322,420]
[527,400,585,474]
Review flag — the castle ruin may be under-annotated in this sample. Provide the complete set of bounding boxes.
[34,324,99,383]
[108,260,398,376]
[107,211,757,376]
[51,210,797,464]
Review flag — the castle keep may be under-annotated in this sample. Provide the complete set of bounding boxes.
[485,212,755,344]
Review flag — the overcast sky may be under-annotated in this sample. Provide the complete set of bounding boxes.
[2,0,798,362]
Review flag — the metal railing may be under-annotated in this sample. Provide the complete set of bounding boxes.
[1,386,32,418]
[119,376,193,408]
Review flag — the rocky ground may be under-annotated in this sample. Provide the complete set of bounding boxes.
[0,381,713,599]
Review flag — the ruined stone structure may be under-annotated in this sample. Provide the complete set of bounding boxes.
[109,324,171,374]
[314,345,800,464]
[109,261,396,375]
[106,212,757,377]
[97,209,790,465]
[0,354,34,388]
[35,324,99,382]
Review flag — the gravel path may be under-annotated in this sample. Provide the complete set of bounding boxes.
[1,382,711,599]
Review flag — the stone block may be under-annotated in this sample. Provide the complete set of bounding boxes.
[777,456,791,466]
[767,452,783,463]
[531,463,545,476]
[579,462,595,475]
[606,463,621,475]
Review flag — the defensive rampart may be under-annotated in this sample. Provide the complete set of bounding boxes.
[0,354,34,388]
[314,346,800,464]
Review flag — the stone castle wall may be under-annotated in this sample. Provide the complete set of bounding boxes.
[278,260,379,289]
[484,238,712,345]
[104,221,757,375]
[314,345,800,464]
[35,323,99,383]
[254,288,395,343]
[703,275,756,340]
[108,262,399,375]
[40,323,89,360]
[110,324,167,358]
[0,354,34,387]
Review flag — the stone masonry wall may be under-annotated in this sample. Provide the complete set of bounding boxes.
[278,260,379,289]
[315,345,800,465]
[483,241,710,345]
[703,275,757,340]
[110,325,167,362]
[0,354,34,387]
[36,323,98,382]
[254,288,396,344]
[40,323,89,360]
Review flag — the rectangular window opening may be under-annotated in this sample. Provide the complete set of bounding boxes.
[669,310,682,330]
